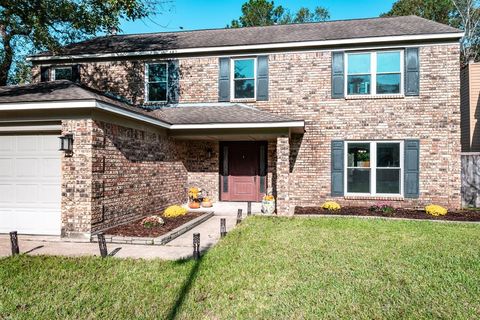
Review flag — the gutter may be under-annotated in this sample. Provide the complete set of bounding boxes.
[28,32,464,62]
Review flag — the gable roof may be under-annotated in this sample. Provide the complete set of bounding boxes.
[31,15,462,60]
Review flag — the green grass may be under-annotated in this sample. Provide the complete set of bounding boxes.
[1,217,480,319]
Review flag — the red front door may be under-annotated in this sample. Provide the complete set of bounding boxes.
[220,142,267,202]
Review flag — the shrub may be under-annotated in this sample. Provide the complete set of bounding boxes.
[141,216,164,228]
[322,201,341,211]
[369,202,395,214]
[425,204,448,216]
[164,205,188,218]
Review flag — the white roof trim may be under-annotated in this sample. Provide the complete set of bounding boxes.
[0,100,96,110]
[169,121,305,130]
[0,100,304,130]
[0,100,171,129]
[0,124,62,132]
[94,101,171,128]
[29,32,464,62]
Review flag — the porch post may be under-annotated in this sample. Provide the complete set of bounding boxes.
[276,136,291,216]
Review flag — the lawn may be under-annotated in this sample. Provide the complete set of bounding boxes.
[1,217,480,319]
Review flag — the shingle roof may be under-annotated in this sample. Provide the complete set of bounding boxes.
[32,16,461,57]
[0,81,300,126]
[151,104,296,124]
[0,80,150,117]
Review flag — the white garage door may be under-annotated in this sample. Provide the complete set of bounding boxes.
[0,135,61,235]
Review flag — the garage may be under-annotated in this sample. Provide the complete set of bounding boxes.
[0,135,61,235]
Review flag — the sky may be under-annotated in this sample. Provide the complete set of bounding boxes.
[120,0,397,34]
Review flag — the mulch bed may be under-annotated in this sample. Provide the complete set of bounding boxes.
[105,211,206,238]
[294,206,480,222]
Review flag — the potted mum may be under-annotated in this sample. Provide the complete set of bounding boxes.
[188,187,207,209]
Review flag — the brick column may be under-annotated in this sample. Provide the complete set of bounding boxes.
[276,136,291,216]
[61,119,94,238]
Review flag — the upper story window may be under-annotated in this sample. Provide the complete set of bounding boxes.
[146,63,168,102]
[53,67,73,81]
[231,58,256,99]
[346,50,403,96]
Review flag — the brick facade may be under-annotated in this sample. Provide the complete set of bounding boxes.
[37,42,461,235]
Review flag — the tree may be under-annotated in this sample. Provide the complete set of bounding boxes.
[229,0,329,28]
[382,0,480,64]
[381,0,460,27]
[453,0,480,62]
[0,0,165,86]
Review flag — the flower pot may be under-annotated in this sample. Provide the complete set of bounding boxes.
[189,202,200,209]
[261,200,275,215]
[201,201,213,208]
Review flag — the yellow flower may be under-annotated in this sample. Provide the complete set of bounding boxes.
[322,201,341,211]
[425,204,447,216]
[164,205,188,218]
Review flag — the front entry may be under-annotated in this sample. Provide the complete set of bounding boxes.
[220,141,267,202]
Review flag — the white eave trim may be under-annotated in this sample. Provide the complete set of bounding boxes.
[0,100,305,130]
[0,100,171,129]
[169,121,305,130]
[29,32,464,62]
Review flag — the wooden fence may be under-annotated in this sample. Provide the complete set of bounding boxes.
[461,153,480,207]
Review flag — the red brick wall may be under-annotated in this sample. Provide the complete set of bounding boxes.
[46,42,462,218]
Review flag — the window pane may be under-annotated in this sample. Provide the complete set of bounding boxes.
[377,52,400,73]
[54,68,72,80]
[377,74,401,94]
[148,64,167,82]
[347,53,371,74]
[347,143,370,167]
[376,169,400,194]
[347,168,370,193]
[234,59,254,79]
[234,79,255,99]
[377,143,400,167]
[148,82,167,101]
[347,75,371,95]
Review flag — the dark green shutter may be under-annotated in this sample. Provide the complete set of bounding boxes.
[404,139,420,198]
[168,60,180,104]
[72,65,81,82]
[218,58,230,102]
[405,48,420,96]
[331,140,344,196]
[331,52,345,98]
[256,55,269,101]
[40,67,50,82]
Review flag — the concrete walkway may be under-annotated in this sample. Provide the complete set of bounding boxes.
[0,208,243,260]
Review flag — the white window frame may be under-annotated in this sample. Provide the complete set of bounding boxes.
[344,140,404,197]
[345,50,404,97]
[52,66,73,81]
[230,57,257,100]
[145,62,168,103]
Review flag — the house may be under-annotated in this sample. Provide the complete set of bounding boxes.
[0,15,463,238]
[461,62,480,152]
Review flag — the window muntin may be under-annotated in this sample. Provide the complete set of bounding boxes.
[53,67,73,81]
[232,58,256,99]
[146,63,168,102]
[345,141,403,196]
[346,50,403,96]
